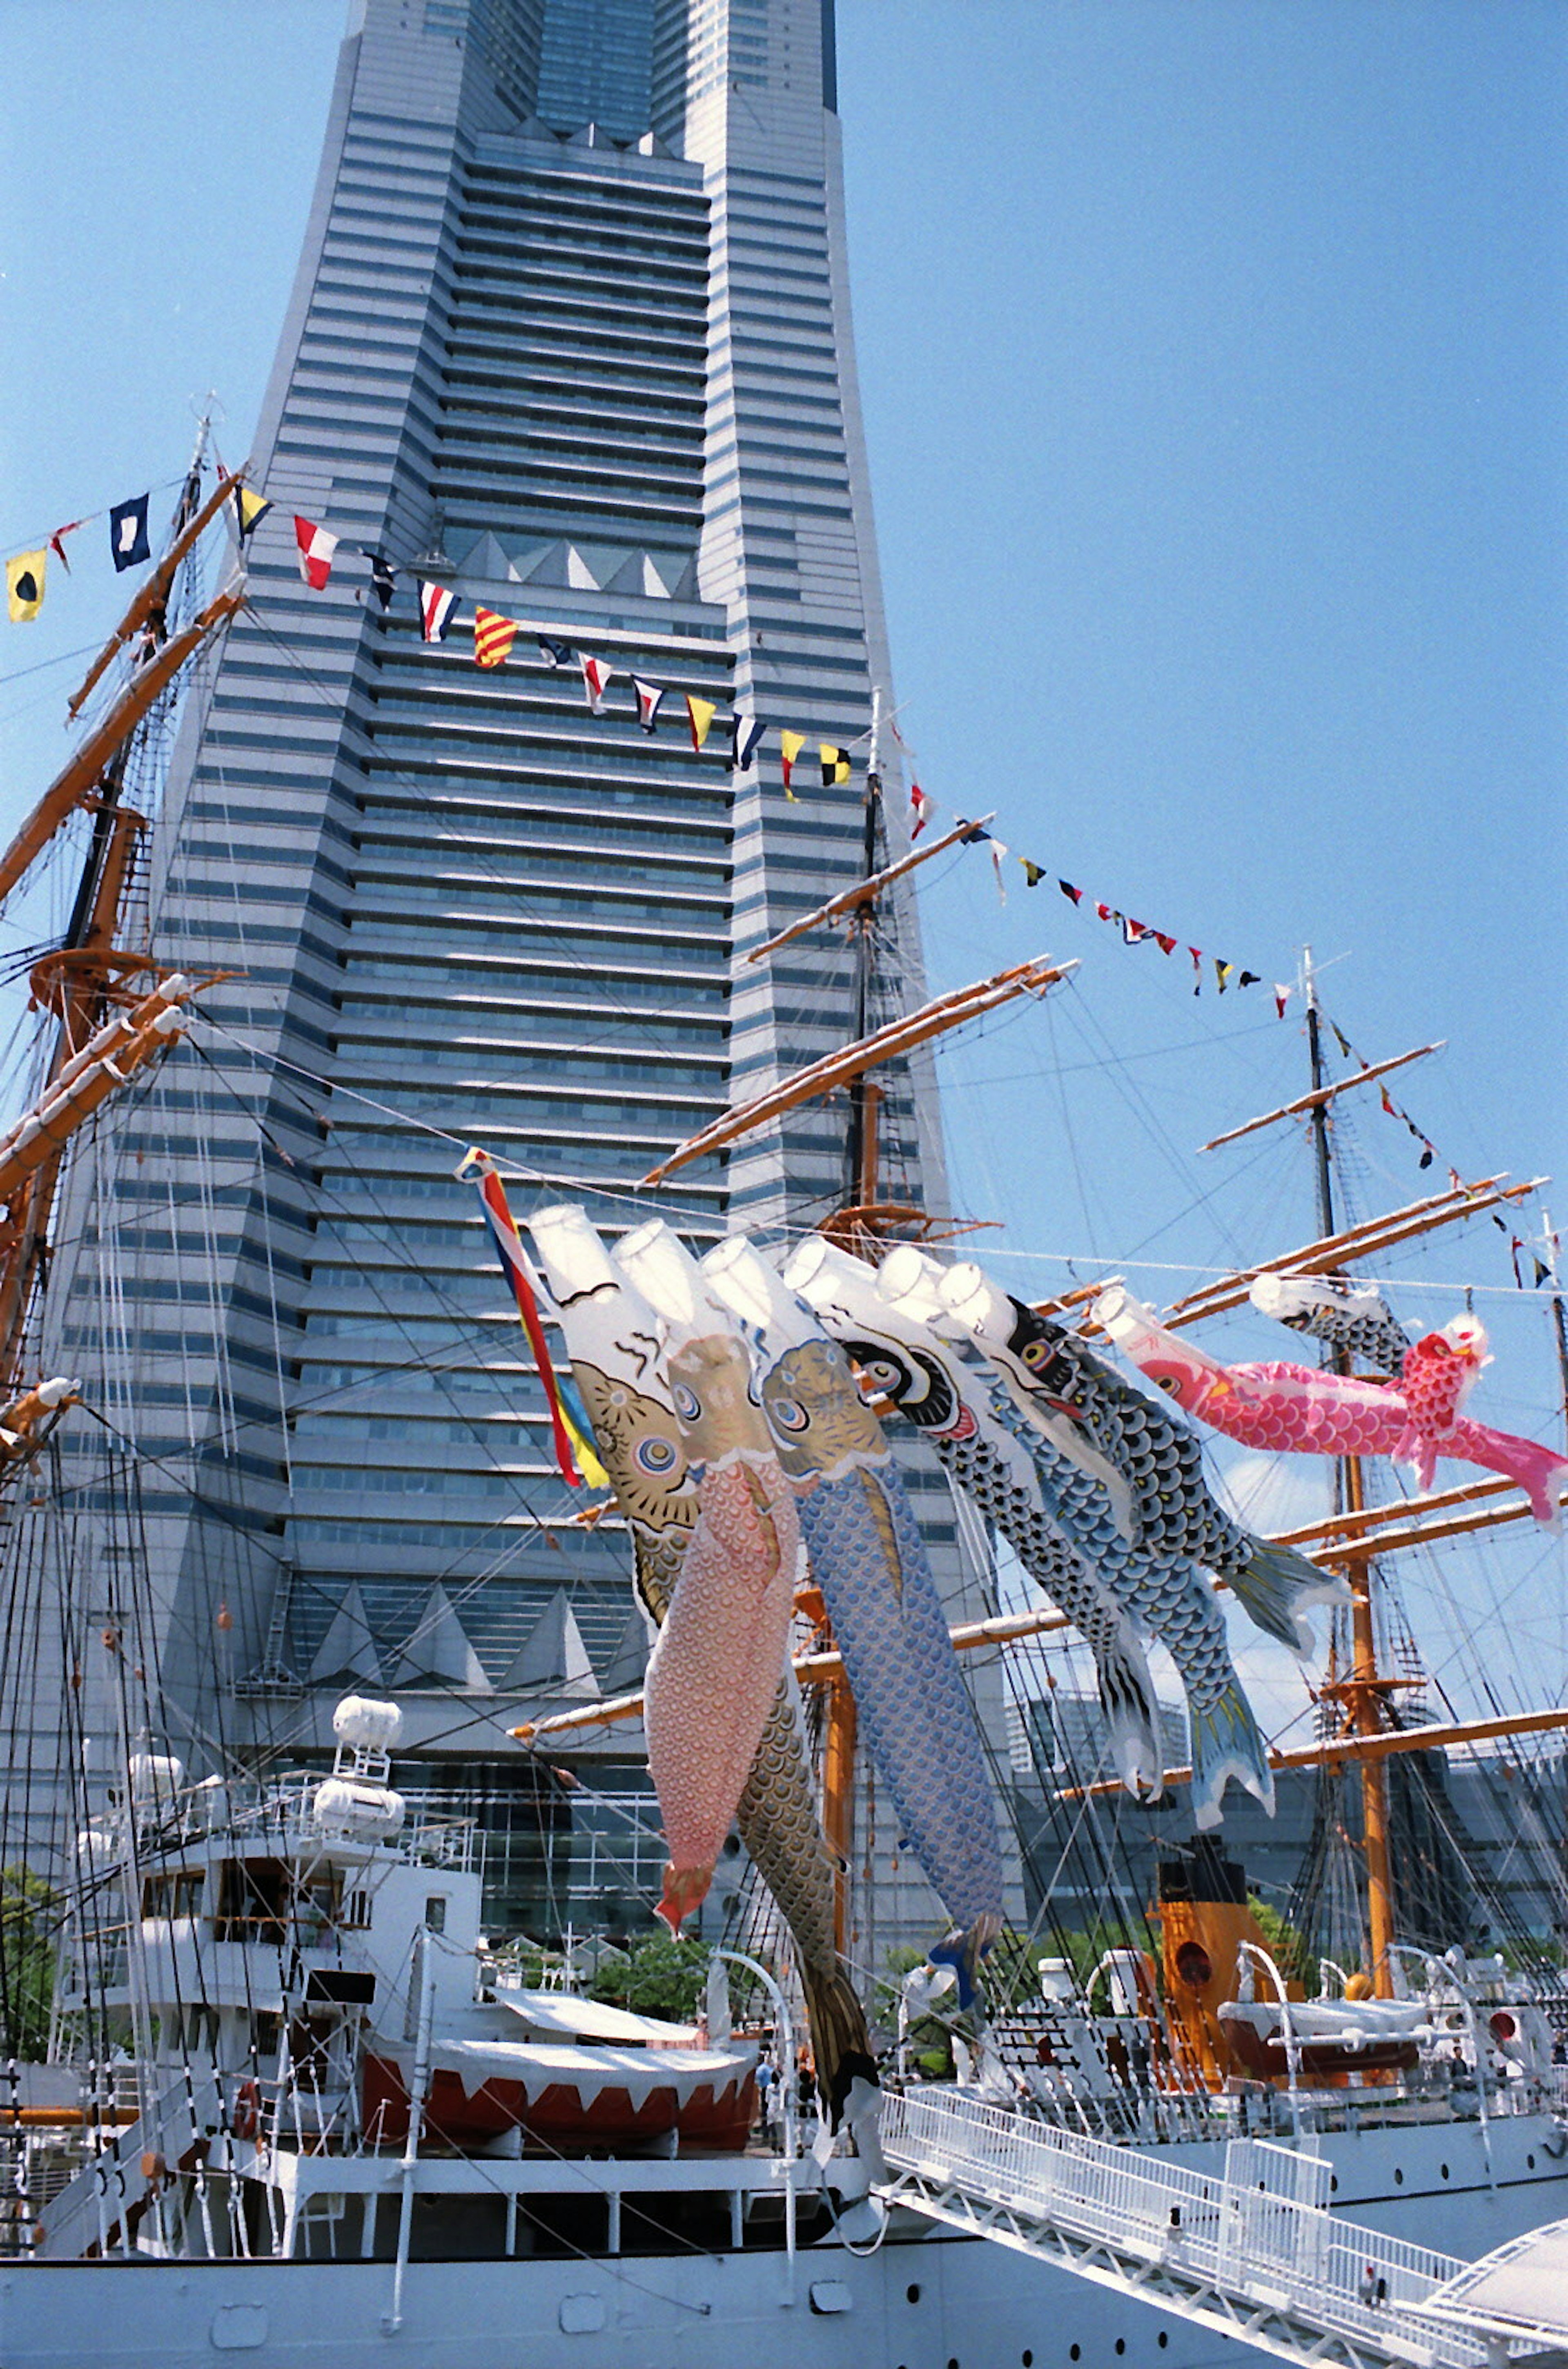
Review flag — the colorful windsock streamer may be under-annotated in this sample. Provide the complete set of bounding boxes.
[457,1148,584,1487]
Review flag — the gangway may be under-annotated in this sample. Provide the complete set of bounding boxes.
[878,2087,1498,2369]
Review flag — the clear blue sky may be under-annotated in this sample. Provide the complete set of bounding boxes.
[3,0,1564,1734]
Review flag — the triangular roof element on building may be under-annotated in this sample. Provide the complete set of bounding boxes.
[308,1582,385,1687]
[499,1588,600,1698]
[384,1583,492,1692]
[599,1601,653,1695]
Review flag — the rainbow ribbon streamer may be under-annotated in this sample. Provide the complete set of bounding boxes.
[455,1148,606,1489]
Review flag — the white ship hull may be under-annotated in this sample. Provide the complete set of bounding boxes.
[4,2108,1562,2369]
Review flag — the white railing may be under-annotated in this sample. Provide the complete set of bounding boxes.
[880,2086,1488,2369]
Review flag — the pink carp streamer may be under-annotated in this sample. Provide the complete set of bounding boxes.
[615,1223,801,1932]
[1095,1291,1568,1524]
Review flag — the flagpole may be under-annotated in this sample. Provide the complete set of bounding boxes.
[845,687,884,1208]
[1538,1208,1568,1451]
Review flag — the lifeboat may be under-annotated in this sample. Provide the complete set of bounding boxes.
[1217,1996,1427,2079]
[364,1988,758,2154]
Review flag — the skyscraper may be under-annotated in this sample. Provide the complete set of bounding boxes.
[31,0,991,1949]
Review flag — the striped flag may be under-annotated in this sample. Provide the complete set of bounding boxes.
[294,516,339,590]
[455,1149,597,1489]
[420,580,457,642]
[579,651,613,712]
[473,606,519,668]
[779,729,806,798]
[728,711,765,771]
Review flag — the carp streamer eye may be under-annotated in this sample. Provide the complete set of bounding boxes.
[635,1436,678,1475]
[768,1397,809,1433]
[672,1382,700,1423]
[1022,1340,1050,1369]
[861,1357,903,1393]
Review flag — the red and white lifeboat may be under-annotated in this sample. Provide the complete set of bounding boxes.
[364,1990,758,2155]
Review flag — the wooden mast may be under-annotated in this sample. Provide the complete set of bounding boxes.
[1297,949,1397,1996]
[0,440,238,1391]
[820,692,887,1954]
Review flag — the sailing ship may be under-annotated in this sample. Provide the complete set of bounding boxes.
[0,457,1566,2369]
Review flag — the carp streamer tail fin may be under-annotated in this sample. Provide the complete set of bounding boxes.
[1229,1533,1350,1656]
[800,1964,879,2128]
[1094,1628,1165,1799]
[1188,1683,1275,1830]
[929,1914,1002,2012]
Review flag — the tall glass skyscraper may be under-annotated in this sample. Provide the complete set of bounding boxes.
[29,0,1000,1951]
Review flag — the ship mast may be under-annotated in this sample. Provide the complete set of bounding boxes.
[1300,949,1398,1997]
[0,424,241,1395]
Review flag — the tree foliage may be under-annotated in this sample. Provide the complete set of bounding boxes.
[1247,1896,1313,1987]
[0,1864,57,2058]
[588,1930,712,2022]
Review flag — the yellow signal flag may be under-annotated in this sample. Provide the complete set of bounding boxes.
[473,606,519,668]
[6,549,45,624]
[686,692,716,751]
[779,728,806,800]
[820,742,851,787]
[232,484,273,546]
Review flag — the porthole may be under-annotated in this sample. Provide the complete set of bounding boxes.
[1330,2174,1339,2193]
[906,2285,921,2305]
[1528,2154,1537,2170]
[1022,2353,1033,2367]
[947,2358,960,2369]
[1440,2164,1449,2180]
[1071,2348,1082,2362]
[1393,2168,1403,2186]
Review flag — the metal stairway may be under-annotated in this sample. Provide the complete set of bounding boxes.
[878,2087,1497,2369]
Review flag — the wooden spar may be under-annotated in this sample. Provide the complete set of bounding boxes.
[1198,1041,1445,1154]
[641,955,1077,1185]
[1276,1471,1516,1547]
[822,1676,857,1956]
[0,588,244,910]
[0,981,199,1194]
[1150,1174,1545,1331]
[0,979,206,1375]
[744,813,998,964]
[66,470,243,720]
[1067,1705,1568,1805]
[507,1480,1544,1748]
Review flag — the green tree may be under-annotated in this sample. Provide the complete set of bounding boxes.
[588,1931,713,2022]
[1247,1896,1312,1987]
[0,1864,57,2058]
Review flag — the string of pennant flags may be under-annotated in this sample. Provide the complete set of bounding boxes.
[891,731,1552,1257]
[239,485,861,788]
[902,747,1285,1011]
[12,472,1552,1281]
[5,488,167,621]
[1323,1014,1555,1288]
[9,475,863,790]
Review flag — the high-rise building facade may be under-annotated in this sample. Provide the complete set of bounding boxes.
[28,0,1003,1952]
